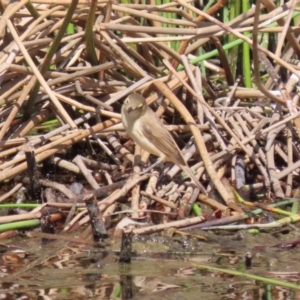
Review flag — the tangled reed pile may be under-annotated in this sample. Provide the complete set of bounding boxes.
[0,0,299,236]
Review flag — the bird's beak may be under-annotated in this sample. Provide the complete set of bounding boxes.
[127,106,134,114]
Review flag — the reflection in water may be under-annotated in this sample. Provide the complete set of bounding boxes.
[0,233,298,299]
[120,274,133,299]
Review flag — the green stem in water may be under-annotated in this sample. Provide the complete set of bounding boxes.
[85,0,98,66]
[242,0,252,88]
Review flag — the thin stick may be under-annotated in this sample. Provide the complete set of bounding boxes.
[0,183,23,203]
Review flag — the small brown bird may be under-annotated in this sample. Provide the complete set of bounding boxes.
[121,93,206,193]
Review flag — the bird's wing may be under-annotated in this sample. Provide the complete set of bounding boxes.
[141,113,186,166]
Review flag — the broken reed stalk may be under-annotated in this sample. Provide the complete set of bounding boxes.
[85,195,108,242]
[24,143,41,201]
[119,226,133,264]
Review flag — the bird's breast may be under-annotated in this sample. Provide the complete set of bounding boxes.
[130,118,163,158]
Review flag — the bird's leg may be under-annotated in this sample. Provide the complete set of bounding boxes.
[140,158,164,175]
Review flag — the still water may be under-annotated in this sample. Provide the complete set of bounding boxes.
[0,231,299,299]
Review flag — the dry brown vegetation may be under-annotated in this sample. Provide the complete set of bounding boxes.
[0,0,299,237]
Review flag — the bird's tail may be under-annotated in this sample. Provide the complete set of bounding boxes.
[181,165,207,194]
